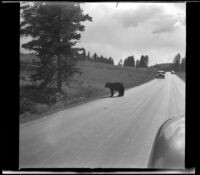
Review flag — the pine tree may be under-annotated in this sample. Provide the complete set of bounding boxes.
[136,60,139,68]
[180,57,186,72]
[20,2,92,92]
[138,55,149,68]
[173,53,181,71]
[93,53,97,62]
[144,55,149,67]
[100,55,104,63]
[87,51,90,60]
[124,56,135,67]
[108,57,114,65]
[82,48,87,61]
[118,59,123,66]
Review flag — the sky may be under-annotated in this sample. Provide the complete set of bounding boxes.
[20,2,186,66]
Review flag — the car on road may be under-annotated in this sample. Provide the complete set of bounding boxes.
[156,71,165,79]
[171,70,175,74]
[148,116,185,169]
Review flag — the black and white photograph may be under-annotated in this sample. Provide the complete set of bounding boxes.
[19,1,187,171]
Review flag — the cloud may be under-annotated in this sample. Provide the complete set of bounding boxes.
[152,15,178,34]
[111,3,185,35]
[113,4,164,28]
[152,3,185,34]
[152,10,185,34]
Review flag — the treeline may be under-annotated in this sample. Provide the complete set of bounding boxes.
[118,55,149,68]
[172,53,185,72]
[77,48,114,65]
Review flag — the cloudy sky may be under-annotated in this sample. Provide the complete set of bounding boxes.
[78,2,185,65]
[20,2,186,66]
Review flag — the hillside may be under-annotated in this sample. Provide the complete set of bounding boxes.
[20,54,157,123]
[152,63,173,71]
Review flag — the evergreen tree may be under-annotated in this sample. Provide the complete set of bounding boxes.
[82,48,87,61]
[173,53,181,71]
[100,55,104,63]
[144,55,149,67]
[118,59,123,66]
[124,56,135,67]
[138,55,149,68]
[87,51,90,60]
[20,2,92,92]
[108,57,114,65]
[93,53,97,62]
[136,59,139,68]
[180,57,186,72]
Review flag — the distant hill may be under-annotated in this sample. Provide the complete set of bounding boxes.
[152,63,173,71]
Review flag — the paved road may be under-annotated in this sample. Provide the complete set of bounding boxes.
[19,72,185,168]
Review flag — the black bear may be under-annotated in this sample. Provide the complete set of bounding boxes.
[105,82,125,97]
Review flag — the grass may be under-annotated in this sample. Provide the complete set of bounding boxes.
[20,54,157,123]
[73,61,156,90]
[176,72,185,82]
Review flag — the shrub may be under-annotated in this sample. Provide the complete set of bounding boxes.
[34,103,49,113]
[20,85,64,114]
[20,97,35,114]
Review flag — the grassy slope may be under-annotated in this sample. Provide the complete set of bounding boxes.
[74,61,156,91]
[20,54,157,123]
[176,72,186,82]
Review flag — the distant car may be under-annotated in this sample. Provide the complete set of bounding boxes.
[171,71,175,74]
[148,116,185,169]
[156,71,165,79]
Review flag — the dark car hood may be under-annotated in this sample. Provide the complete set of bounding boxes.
[148,116,185,169]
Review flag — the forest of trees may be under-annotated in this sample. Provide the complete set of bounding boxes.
[120,53,185,71]
[76,49,114,65]
[120,55,149,68]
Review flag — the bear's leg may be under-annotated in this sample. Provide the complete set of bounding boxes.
[121,88,124,96]
[110,89,114,97]
[118,90,121,96]
[118,88,124,96]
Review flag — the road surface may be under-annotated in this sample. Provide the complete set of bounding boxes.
[19,72,185,168]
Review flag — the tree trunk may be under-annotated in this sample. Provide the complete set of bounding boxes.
[57,55,62,92]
